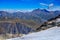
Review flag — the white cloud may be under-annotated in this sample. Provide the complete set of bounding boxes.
[0,9,33,13]
[40,3,48,6]
[48,3,54,9]
[40,3,54,7]
[40,3,54,9]
[49,3,54,7]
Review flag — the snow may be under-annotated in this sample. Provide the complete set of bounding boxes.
[6,26,60,40]
[56,18,60,22]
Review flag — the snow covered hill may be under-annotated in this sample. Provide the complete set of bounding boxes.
[6,26,60,40]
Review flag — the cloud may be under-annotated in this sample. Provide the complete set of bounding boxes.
[40,3,54,9]
[48,3,54,9]
[40,3,54,6]
[40,3,48,6]
[49,3,54,7]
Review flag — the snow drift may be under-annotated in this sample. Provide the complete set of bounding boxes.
[6,26,60,40]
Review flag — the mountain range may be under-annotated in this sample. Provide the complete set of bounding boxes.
[0,8,60,34]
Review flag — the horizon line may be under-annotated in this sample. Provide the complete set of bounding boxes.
[0,8,60,12]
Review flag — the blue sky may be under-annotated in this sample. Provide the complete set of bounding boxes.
[0,0,60,11]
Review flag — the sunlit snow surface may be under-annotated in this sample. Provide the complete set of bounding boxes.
[6,26,60,40]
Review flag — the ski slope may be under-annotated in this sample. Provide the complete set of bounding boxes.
[6,26,60,40]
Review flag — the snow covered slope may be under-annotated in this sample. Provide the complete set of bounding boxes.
[6,26,60,40]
